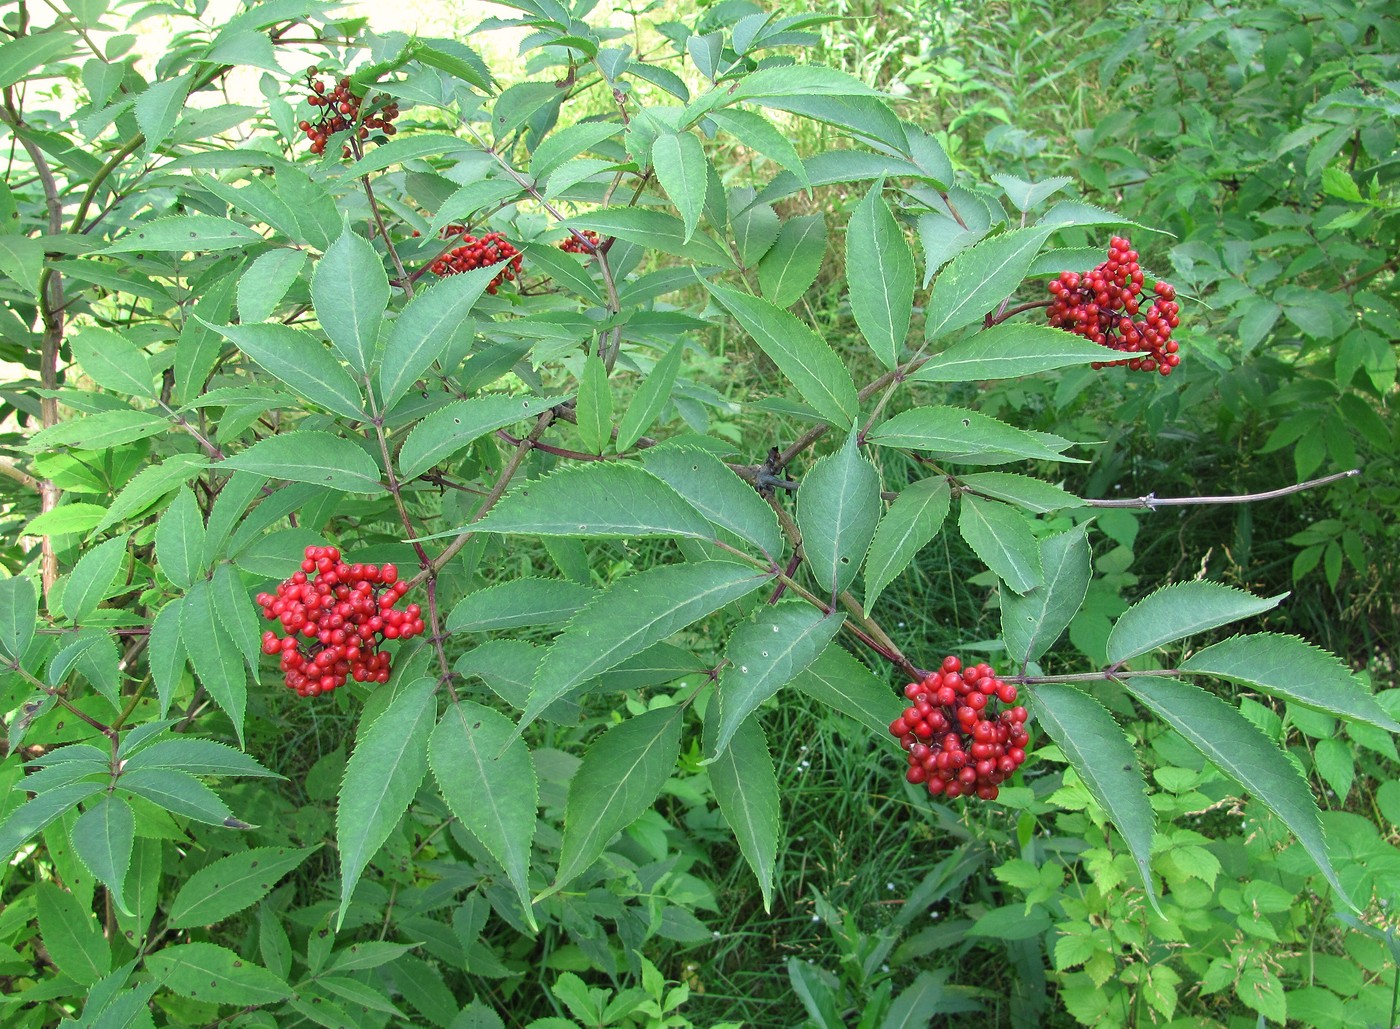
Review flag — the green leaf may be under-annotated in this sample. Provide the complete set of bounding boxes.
[530,119,625,179]
[993,173,1075,213]
[708,108,808,186]
[957,495,1042,594]
[710,713,780,912]
[958,472,1080,513]
[118,768,235,825]
[148,600,186,717]
[882,971,961,1028]
[24,503,107,537]
[1106,583,1286,665]
[615,342,684,453]
[212,322,367,420]
[863,477,951,616]
[913,323,1115,381]
[179,579,248,745]
[70,327,156,399]
[338,132,476,180]
[0,30,76,91]
[211,563,261,675]
[867,406,1080,465]
[521,560,770,732]
[757,214,826,308]
[0,781,106,864]
[311,227,389,375]
[169,846,317,928]
[337,678,436,928]
[1180,634,1400,733]
[731,65,888,101]
[378,267,499,409]
[27,410,170,452]
[544,707,683,899]
[469,463,713,540]
[521,243,604,304]
[707,282,857,427]
[135,73,193,156]
[430,702,537,926]
[641,447,783,556]
[711,604,843,758]
[62,533,129,623]
[924,227,1053,341]
[91,453,210,537]
[145,942,291,1006]
[36,881,110,986]
[69,796,135,915]
[103,214,263,253]
[1028,684,1157,908]
[796,432,881,596]
[397,394,559,480]
[565,208,733,267]
[847,183,914,370]
[222,431,382,492]
[1001,524,1091,666]
[121,736,278,778]
[651,131,709,242]
[0,574,38,661]
[792,646,900,740]
[447,578,594,633]
[238,249,308,324]
[575,351,612,455]
[155,488,205,590]
[1123,676,1352,908]
[325,941,420,973]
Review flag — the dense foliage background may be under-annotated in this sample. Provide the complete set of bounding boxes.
[0,0,1397,1027]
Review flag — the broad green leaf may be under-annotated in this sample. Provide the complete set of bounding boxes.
[312,227,389,374]
[118,769,235,826]
[424,179,523,240]
[1123,676,1352,908]
[796,432,881,596]
[757,214,826,309]
[959,472,1080,513]
[710,713,780,912]
[847,183,914,370]
[708,282,858,427]
[565,208,733,267]
[711,605,843,758]
[993,173,1075,212]
[0,574,37,661]
[50,629,120,708]
[958,495,1041,595]
[179,579,248,744]
[522,560,770,731]
[155,488,205,590]
[147,601,186,717]
[867,406,1080,465]
[793,640,900,737]
[27,410,170,452]
[103,214,263,253]
[222,431,382,492]
[731,65,888,101]
[212,322,367,419]
[731,199,782,266]
[924,227,1053,341]
[338,132,476,180]
[145,943,291,1006]
[337,678,436,928]
[121,736,278,778]
[36,881,110,986]
[1181,634,1400,733]
[615,342,684,452]
[575,351,612,455]
[25,503,108,537]
[913,322,1115,381]
[430,702,537,926]
[1001,524,1091,666]
[169,846,317,928]
[521,243,604,305]
[0,234,43,295]
[1029,684,1157,908]
[544,706,683,899]
[882,971,960,1028]
[863,477,951,615]
[708,108,808,187]
[642,447,783,556]
[135,73,193,156]
[0,29,76,91]
[62,533,129,623]
[0,781,106,864]
[469,463,712,540]
[530,119,625,178]
[70,327,157,398]
[378,267,497,408]
[1107,583,1286,665]
[651,131,709,242]
[753,151,923,208]
[397,394,559,481]
[325,941,421,973]
[211,563,261,675]
[447,578,593,633]
[91,453,209,536]
[70,797,135,915]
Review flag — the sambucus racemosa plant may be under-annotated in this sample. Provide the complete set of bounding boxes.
[0,0,1395,1024]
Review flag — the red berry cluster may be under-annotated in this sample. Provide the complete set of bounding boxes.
[297,67,399,157]
[429,228,523,294]
[558,230,601,254]
[1047,236,1182,375]
[256,546,424,697]
[889,656,1031,801]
